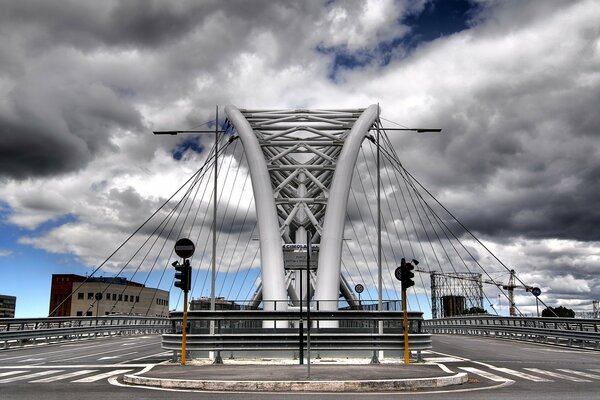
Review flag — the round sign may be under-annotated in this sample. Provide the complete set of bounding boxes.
[531,287,542,297]
[394,266,402,281]
[355,284,364,294]
[94,292,102,301]
[174,238,195,259]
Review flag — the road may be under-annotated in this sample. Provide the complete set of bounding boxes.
[0,334,599,399]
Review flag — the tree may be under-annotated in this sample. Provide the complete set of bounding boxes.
[461,307,487,315]
[542,306,575,318]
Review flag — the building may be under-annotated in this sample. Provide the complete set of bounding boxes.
[0,294,16,318]
[49,274,169,317]
[190,297,242,310]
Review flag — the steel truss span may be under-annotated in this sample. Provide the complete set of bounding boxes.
[225,105,379,318]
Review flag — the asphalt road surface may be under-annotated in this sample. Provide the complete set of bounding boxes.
[1,333,599,399]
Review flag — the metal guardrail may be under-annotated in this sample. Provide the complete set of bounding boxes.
[164,310,431,354]
[424,316,600,350]
[0,316,170,349]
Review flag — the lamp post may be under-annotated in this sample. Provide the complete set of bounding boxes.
[154,107,223,363]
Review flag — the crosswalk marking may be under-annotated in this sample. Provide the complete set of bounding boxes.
[557,369,600,380]
[0,371,28,378]
[0,370,63,383]
[524,368,591,382]
[30,369,98,383]
[459,367,515,382]
[71,369,132,383]
[487,366,552,382]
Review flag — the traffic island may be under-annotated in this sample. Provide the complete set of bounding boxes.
[123,361,467,392]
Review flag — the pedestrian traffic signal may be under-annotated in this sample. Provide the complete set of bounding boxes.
[173,259,192,292]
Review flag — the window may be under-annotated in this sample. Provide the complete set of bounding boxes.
[136,296,140,303]
[77,293,84,300]
[86,311,92,316]
[118,294,122,301]
[76,311,82,316]
[124,295,129,302]
[87,293,93,300]
[112,293,116,301]
[130,296,134,303]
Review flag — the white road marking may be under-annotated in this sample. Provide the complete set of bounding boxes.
[0,370,62,383]
[72,369,132,383]
[557,369,600,380]
[424,356,465,363]
[459,367,515,382]
[0,371,28,378]
[56,343,154,362]
[0,364,151,369]
[30,369,97,383]
[0,337,160,361]
[98,351,138,361]
[524,368,591,382]
[125,351,172,362]
[18,358,45,363]
[487,366,552,382]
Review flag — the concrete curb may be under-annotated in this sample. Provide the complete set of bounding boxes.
[123,369,468,392]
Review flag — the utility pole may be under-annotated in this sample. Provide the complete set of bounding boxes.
[376,105,383,363]
[211,106,221,363]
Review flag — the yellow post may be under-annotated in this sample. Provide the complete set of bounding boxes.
[181,290,188,365]
[402,288,410,364]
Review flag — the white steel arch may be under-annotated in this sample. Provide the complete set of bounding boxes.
[225,105,288,313]
[314,104,379,310]
[224,104,379,315]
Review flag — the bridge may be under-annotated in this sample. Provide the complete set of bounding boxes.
[3,105,599,397]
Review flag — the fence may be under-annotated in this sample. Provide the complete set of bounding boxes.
[424,315,600,350]
[163,309,431,356]
[0,315,170,349]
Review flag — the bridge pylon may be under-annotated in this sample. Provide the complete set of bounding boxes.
[225,105,380,326]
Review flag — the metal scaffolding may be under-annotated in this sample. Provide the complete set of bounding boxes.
[430,272,483,319]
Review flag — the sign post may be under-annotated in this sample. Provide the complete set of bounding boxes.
[174,238,195,366]
[283,240,317,377]
[354,284,364,309]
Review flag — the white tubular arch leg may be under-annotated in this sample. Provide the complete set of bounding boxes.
[314,104,379,313]
[224,105,288,316]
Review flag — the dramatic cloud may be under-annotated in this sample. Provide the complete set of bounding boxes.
[1,0,599,316]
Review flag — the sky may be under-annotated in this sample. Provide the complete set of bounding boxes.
[0,0,599,318]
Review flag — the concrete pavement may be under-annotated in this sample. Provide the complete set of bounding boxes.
[123,359,467,392]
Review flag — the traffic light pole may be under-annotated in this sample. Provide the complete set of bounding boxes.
[395,257,416,365]
[402,287,410,365]
[181,289,188,365]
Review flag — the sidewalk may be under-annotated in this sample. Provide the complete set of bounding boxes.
[123,359,467,392]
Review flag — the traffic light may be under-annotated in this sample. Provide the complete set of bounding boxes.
[402,261,415,290]
[173,259,191,292]
[395,258,415,290]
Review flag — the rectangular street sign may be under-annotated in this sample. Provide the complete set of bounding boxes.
[283,244,319,270]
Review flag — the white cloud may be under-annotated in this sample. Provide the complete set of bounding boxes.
[1,0,599,314]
